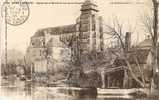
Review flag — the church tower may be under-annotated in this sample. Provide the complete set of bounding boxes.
[79,0,103,55]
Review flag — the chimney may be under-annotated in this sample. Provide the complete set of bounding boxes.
[125,32,131,51]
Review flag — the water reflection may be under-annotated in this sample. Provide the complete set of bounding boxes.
[0,80,158,100]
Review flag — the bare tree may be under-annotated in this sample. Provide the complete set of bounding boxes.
[141,0,159,89]
[104,17,146,87]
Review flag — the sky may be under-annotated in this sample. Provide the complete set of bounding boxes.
[5,0,152,54]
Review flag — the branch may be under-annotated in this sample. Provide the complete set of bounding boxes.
[124,57,145,87]
[133,55,146,85]
[140,13,154,40]
[104,17,145,87]
[103,24,125,49]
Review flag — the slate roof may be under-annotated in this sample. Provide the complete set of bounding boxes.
[33,24,76,37]
[128,49,151,64]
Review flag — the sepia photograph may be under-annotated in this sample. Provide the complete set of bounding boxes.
[0,0,159,100]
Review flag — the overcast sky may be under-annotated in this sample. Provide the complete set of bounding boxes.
[6,0,151,54]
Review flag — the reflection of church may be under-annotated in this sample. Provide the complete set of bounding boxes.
[26,0,105,73]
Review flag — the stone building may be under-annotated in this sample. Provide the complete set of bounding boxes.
[26,0,104,73]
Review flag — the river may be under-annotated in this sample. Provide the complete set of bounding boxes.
[0,80,159,100]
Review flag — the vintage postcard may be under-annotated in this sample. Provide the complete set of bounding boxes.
[0,0,159,100]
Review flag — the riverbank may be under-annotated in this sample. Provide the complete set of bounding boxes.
[1,78,159,99]
[1,80,159,100]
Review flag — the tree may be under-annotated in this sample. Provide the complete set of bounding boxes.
[141,0,159,89]
[104,17,146,87]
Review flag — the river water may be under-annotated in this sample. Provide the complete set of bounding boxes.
[0,81,159,100]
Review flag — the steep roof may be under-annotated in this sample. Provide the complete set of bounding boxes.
[138,39,153,47]
[33,24,76,37]
[113,49,151,66]
[128,49,151,64]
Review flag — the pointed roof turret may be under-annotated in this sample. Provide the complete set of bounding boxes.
[81,0,99,12]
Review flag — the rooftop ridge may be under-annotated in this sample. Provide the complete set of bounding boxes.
[33,24,76,37]
[38,24,76,31]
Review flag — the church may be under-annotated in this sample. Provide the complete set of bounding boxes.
[26,0,105,73]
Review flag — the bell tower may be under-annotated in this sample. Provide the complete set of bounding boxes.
[79,0,101,54]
